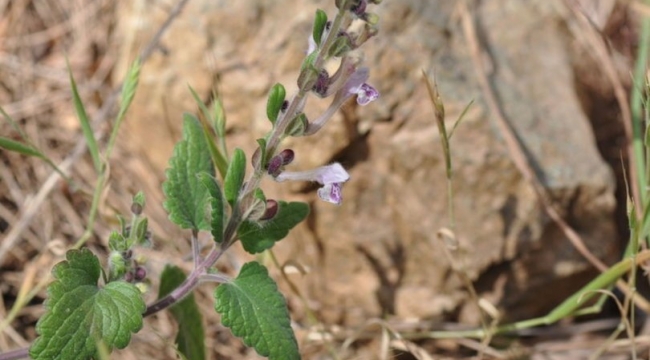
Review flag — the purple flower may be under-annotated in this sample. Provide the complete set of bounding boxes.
[304,67,379,135]
[343,67,379,106]
[274,163,350,205]
[353,83,379,105]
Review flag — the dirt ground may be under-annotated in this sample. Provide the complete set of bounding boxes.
[3,1,650,359]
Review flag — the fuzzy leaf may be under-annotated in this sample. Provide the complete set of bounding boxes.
[266,83,286,124]
[312,9,328,47]
[238,201,309,254]
[163,114,214,231]
[214,262,299,360]
[30,249,145,360]
[224,148,246,206]
[159,265,205,360]
[198,172,225,243]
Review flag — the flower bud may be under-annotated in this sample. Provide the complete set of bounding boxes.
[312,69,330,97]
[131,202,143,216]
[134,266,147,281]
[260,199,279,220]
[267,154,284,177]
[351,0,367,17]
[278,149,295,165]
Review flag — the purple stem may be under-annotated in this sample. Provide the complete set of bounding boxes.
[144,245,224,317]
[0,348,28,360]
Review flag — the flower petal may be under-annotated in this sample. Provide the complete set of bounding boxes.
[356,83,379,105]
[313,163,350,184]
[317,182,344,205]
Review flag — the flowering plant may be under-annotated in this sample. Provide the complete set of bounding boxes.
[0,0,380,359]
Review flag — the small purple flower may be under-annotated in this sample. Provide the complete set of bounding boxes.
[304,66,379,135]
[343,67,379,106]
[353,83,379,105]
[274,163,350,205]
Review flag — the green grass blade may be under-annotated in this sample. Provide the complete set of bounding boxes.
[68,60,101,174]
[0,106,29,141]
[0,137,44,158]
[106,58,141,158]
[189,85,228,178]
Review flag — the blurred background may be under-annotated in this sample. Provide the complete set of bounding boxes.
[0,0,646,358]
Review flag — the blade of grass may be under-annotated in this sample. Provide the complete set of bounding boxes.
[189,85,228,178]
[633,6,650,249]
[106,58,141,159]
[0,107,73,183]
[0,137,44,158]
[0,106,30,141]
[67,59,101,174]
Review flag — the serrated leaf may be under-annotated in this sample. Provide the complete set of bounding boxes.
[266,83,286,124]
[30,248,145,360]
[163,114,214,231]
[159,265,205,360]
[198,172,225,243]
[224,148,246,206]
[312,9,328,47]
[68,60,101,174]
[214,262,299,360]
[0,137,43,158]
[238,201,309,254]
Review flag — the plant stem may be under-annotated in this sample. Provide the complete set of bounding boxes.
[144,246,224,316]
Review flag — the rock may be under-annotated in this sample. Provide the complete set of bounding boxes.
[114,0,619,326]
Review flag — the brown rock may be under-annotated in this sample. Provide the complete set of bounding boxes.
[115,0,619,326]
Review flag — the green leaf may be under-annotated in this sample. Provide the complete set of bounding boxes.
[0,137,43,158]
[198,172,225,243]
[238,201,309,254]
[266,83,286,124]
[224,148,246,206]
[68,60,101,174]
[163,114,214,231]
[214,262,299,360]
[30,249,145,360]
[159,265,205,360]
[132,191,146,209]
[312,9,328,47]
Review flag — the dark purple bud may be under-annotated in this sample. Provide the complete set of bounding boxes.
[134,266,147,281]
[122,249,133,260]
[351,0,367,16]
[260,200,279,220]
[280,100,289,112]
[278,149,295,165]
[131,202,143,216]
[312,69,330,97]
[267,155,284,177]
